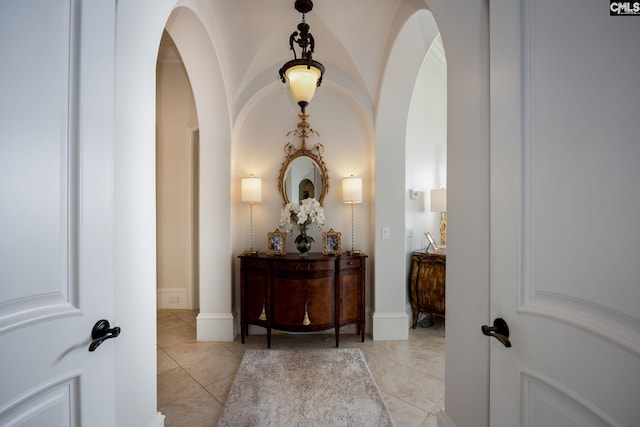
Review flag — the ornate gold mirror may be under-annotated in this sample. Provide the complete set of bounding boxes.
[278,114,329,205]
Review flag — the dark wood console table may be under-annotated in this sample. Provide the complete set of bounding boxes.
[239,253,367,348]
[409,251,446,328]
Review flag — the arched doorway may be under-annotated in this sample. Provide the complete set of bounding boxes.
[156,30,200,311]
[112,1,492,424]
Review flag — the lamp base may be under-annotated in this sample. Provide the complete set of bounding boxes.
[243,249,259,256]
[439,211,447,247]
[347,248,361,255]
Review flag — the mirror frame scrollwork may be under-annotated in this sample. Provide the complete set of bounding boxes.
[278,114,329,205]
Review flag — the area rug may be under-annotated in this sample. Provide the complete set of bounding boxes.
[217,348,395,426]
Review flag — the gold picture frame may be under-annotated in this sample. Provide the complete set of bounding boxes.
[266,229,287,256]
[322,228,342,255]
[425,231,440,253]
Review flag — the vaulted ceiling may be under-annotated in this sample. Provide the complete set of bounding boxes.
[159,0,442,129]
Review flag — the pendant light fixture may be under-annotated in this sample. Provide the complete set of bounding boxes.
[279,0,325,114]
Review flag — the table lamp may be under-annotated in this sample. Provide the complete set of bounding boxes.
[241,175,262,255]
[430,188,447,246]
[342,175,363,255]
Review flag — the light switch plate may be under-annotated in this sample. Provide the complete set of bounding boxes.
[382,227,391,240]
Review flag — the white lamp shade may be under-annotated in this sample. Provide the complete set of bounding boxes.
[342,176,363,203]
[430,188,446,212]
[241,176,262,203]
[285,65,322,104]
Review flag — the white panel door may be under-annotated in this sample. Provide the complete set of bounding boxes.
[489,0,640,426]
[0,0,116,425]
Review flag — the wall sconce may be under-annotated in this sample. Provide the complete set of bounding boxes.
[430,188,447,246]
[409,189,418,200]
[241,175,262,255]
[342,175,363,255]
[278,0,325,114]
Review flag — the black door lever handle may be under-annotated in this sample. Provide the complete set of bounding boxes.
[482,317,512,348]
[89,319,121,352]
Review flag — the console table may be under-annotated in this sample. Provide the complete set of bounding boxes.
[239,253,367,348]
[409,251,446,328]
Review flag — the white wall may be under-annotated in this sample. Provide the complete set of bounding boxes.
[156,48,198,309]
[426,0,491,425]
[113,0,235,424]
[164,6,234,342]
[373,8,441,340]
[114,1,177,425]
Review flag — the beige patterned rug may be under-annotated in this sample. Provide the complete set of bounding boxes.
[217,348,395,426]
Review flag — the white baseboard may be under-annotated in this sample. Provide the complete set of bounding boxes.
[157,288,188,309]
[436,409,456,427]
[371,311,410,340]
[196,312,235,341]
[146,412,165,427]
[406,302,414,327]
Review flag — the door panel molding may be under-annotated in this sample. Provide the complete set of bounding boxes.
[0,0,82,337]
[0,372,80,426]
[519,292,640,356]
[516,0,640,357]
[0,295,80,335]
[520,368,622,427]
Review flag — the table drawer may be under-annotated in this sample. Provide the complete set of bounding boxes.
[271,260,334,272]
[339,258,362,270]
[242,258,267,270]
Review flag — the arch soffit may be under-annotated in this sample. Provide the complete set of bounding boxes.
[164,5,232,142]
[376,7,440,139]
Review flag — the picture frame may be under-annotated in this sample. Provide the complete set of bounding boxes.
[425,231,439,252]
[322,228,342,255]
[266,229,287,256]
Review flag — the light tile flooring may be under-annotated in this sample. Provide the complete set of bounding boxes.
[157,309,445,427]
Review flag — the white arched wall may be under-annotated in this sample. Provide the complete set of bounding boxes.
[115,1,177,424]
[113,0,233,424]
[373,9,440,340]
[374,1,491,425]
[164,6,234,341]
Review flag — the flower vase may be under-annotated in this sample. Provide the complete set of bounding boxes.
[295,229,313,256]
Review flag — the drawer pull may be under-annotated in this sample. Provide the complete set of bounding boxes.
[302,301,311,325]
[259,299,267,321]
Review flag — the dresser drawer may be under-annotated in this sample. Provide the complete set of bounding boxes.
[339,257,362,270]
[271,260,334,272]
[242,258,267,270]
[308,260,335,271]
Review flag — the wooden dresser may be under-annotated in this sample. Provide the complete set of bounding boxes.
[409,251,446,328]
[239,253,367,347]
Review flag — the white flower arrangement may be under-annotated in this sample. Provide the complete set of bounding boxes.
[279,198,325,234]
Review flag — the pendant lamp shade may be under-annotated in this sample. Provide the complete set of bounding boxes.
[279,0,325,113]
[285,64,322,107]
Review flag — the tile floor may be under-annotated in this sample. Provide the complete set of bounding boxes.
[157,309,445,427]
